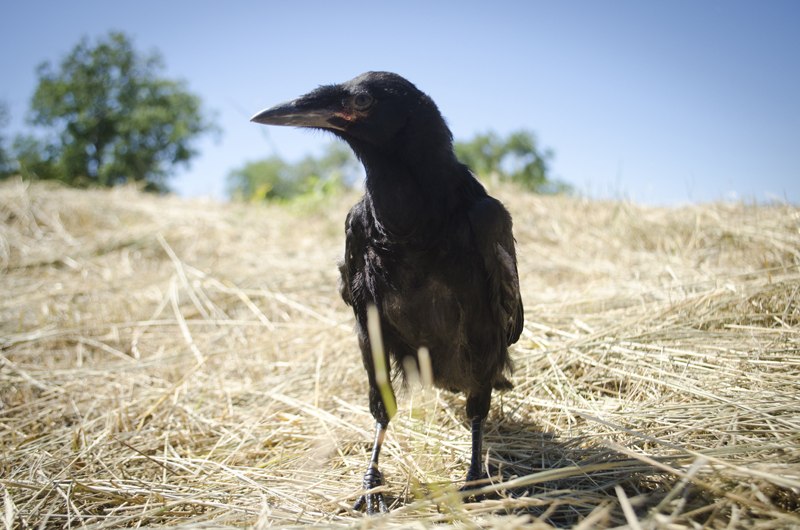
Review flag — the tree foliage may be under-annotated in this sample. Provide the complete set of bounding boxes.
[231,130,568,203]
[227,143,360,202]
[18,32,216,190]
[0,102,12,177]
[455,129,569,193]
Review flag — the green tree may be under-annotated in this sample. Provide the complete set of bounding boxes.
[0,102,13,178]
[227,143,359,202]
[12,133,63,181]
[227,157,295,201]
[454,131,505,180]
[455,129,569,193]
[23,31,216,190]
[231,130,566,203]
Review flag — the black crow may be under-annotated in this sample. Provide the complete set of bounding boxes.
[251,72,524,513]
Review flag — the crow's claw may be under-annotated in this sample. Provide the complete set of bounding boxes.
[460,470,488,501]
[353,466,388,514]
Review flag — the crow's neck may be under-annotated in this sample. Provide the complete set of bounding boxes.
[361,149,462,244]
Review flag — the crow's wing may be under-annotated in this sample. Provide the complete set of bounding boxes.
[339,201,368,308]
[468,197,524,345]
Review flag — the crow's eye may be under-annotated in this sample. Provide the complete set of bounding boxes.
[352,94,374,111]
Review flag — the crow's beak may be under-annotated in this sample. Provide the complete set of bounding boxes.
[250,98,347,131]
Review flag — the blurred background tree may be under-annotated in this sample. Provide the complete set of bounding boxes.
[0,102,13,177]
[227,143,360,202]
[12,31,217,191]
[455,129,570,194]
[228,130,569,203]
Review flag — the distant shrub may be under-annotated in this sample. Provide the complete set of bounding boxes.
[455,129,570,193]
[227,143,360,203]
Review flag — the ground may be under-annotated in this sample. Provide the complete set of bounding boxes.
[1,179,799,528]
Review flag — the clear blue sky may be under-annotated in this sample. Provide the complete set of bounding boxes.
[2,1,798,204]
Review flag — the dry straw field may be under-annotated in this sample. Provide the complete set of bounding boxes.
[1,179,799,529]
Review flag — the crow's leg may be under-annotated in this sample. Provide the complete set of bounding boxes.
[353,422,388,513]
[462,388,492,495]
[353,329,395,514]
[465,416,486,484]
[353,376,393,513]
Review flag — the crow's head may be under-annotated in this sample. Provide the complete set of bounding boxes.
[251,72,453,158]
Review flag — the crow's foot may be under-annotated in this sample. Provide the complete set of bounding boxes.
[353,466,388,514]
[460,469,489,501]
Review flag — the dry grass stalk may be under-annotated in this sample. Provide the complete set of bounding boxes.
[1,178,798,528]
